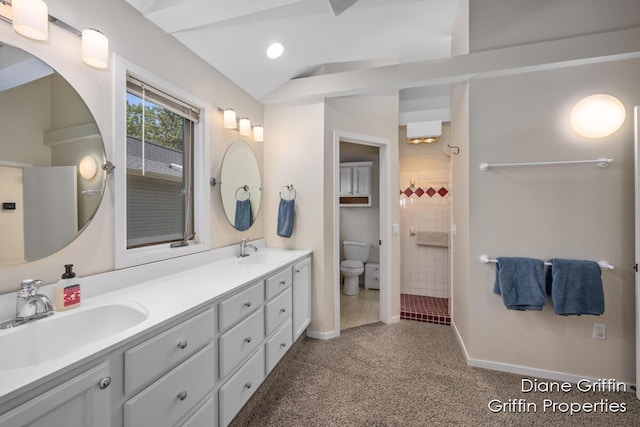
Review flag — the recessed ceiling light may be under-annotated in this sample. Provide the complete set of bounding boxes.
[266,42,284,59]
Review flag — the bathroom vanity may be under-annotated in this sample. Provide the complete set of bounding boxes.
[0,247,311,427]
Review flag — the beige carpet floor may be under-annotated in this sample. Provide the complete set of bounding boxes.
[230,320,640,426]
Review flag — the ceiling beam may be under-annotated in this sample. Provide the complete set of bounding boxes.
[261,27,640,104]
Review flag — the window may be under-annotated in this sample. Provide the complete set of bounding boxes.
[114,58,210,268]
[125,76,197,248]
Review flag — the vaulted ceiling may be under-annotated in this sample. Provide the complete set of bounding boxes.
[124,0,461,119]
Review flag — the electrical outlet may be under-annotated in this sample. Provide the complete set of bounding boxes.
[593,323,606,340]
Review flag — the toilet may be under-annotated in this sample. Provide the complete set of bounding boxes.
[340,240,371,296]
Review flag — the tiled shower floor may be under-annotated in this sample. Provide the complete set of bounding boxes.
[400,294,450,326]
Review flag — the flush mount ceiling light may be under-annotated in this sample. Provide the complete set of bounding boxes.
[11,0,48,40]
[266,42,284,59]
[82,28,109,69]
[78,155,98,180]
[570,94,626,139]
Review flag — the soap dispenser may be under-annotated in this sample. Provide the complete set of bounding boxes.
[55,264,81,311]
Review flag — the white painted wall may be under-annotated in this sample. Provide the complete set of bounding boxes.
[455,0,640,383]
[0,0,264,293]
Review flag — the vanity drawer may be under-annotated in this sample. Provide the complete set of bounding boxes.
[265,286,292,335]
[219,347,265,427]
[125,308,214,395]
[265,268,292,300]
[266,318,293,374]
[219,281,264,332]
[124,343,215,427]
[180,394,215,427]
[219,307,264,378]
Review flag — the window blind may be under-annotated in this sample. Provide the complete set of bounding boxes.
[126,75,200,122]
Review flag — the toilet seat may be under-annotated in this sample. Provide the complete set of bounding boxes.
[341,260,363,271]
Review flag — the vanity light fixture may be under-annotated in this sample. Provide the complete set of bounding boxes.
[238,117,251,136]
[10,0,48,41]
[0,0,110,68]
[82,28,109,69]
[78,155,98,180]
[219,108,263,142]
[223,108,237,129]
[570,94,626,139]
[253,125,264,142]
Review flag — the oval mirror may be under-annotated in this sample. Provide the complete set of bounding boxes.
[0,43,106,265]
[220,140,261,230]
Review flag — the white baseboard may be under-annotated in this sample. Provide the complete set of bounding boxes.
[451,320,635,391]
[386,315,400,324]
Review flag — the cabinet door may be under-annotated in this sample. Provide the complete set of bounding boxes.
[339,166,353,196]
[352,165,371,196]
[292,257,311,341]
[0,363,111,427]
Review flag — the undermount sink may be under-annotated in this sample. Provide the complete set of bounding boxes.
[237,251,291,265]
[0,301,148,370]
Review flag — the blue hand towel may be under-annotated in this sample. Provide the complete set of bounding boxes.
[493,257,546,311]
[277,198,295,238]
[545,258,604,315]
[234,199,252,231]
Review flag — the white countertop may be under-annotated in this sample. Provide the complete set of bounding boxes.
[0,246,311,403]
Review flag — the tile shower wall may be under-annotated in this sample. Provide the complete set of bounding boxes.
[400,171,450,298]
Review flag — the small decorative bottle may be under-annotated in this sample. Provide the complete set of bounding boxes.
[54,264,81,311]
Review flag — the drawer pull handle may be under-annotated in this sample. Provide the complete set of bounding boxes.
[177,391,188,401]
[244,337,252,343]
[245,382,252,389]
[295,269,300,273]
[177,340,188,350]
[280,342,287,348]
[280,308,286,313]
[97,377,111,390]
[243,301,252,307]
[280,280,286,286]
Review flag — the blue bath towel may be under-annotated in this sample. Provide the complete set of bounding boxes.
[493,257,546,311]
[235,199,252,231]
[545,258,604,316]
[277,198,295,238]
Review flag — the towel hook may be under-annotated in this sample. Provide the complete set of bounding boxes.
[447,144,460,155]
[280,184,296,200]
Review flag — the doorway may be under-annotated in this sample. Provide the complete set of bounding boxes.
[333,130,393,336]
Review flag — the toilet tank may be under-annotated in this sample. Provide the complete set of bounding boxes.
[343,241,370,262]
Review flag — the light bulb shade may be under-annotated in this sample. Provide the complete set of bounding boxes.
[79,156,98,180]
[569,94,626,139]
[12,0,49,41]
[253,125,264,142]
[82,29,109,69]
[238,117,251,136]
[223,109,236,129]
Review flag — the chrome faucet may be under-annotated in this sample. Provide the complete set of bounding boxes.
[239,238,258,257]
[0,280,54,329]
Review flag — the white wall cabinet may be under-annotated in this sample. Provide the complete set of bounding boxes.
[0,362,112,427]
[339,161,372,206]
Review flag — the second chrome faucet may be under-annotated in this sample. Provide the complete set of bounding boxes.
[239,238,258,257]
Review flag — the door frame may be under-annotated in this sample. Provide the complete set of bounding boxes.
[333,130,393,336]
[634,106,639,399]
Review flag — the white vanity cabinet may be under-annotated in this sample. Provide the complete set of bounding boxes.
[339,161,372,206]
[0,251,312,427]
[123,307,216,427]
[0,362,113,427]
[292,257,312,341]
